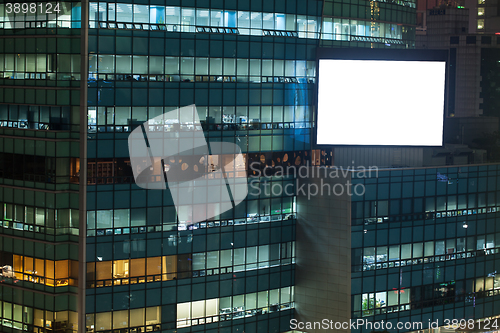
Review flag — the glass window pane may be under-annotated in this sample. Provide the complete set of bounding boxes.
[5,54,16,71]
[269,289,279,305]
[130,258,146,277]
[116,4,132,22]
[166,7,180,25]
[223,59,236,75]
[150,6,165,24]
[225,10,237,27]
[251,12,262,29]
[192,300,204,319]
[258,245,269,262]
[274,60,284,76]
[389,245,399,260]
[401,244,411,259]
[129,308,144,327]
[376,246,387,262]
[177,303,190,323]
[147,257,161,275]
[98,3,107,21]
[192,253,206,270]
[435,240,445,255]
[413,243,423,258]
[96,210,112,229]
[195,58,209,75]
[133,56,148,73]
[237,59,248,76]
[233,248,245,265]
[210,58,222,75]
[207,251,219,269]
[115,107,131,125]
[108,3,115,21]
[181,8,195,27]
[166,57,179,74]
[98,55,114,74]
[113,259,129,278]
[238,11,250,28]
[146,307,161,324]
[249,59,261,76]
[55,260,69,279]
[149,56,164,74]
[96,312,111,331]
[211,10,222,26]
[220,249,232,267]
[424,241,434,256]
[285,14,295,30]
[181,57,194,75]
[113,310,128,329]
[206,299,218,317]
[246,246,257,263]
[258,291,268,308]
[196,9,210,26]
[262,60,272,76]
[245,293,257,310]
[89,2,98,21]
[262,13,274,29]
[134,5,149,23]
[95,261,112,280]
[116,55,131,74]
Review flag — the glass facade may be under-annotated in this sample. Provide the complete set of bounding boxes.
[322,0,416,47]
[0,0,84,331]
[351,165,500,332]
[84,0,321,331]
[0,0,418,332]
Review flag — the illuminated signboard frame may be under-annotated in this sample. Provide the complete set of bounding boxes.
[314,48,449,148]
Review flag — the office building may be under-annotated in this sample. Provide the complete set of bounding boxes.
[416,7,500,156]
[465,0,500,33]
[297,163,500,333]
[0,0,416,333]
[350,164,500,331]
[0,2,84,333]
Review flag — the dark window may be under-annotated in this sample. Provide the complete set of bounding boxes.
[450,36,459,44]
[466,36,476,44]
[482,36,492,44]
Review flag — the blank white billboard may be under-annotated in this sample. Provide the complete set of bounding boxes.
[317,59,446,146]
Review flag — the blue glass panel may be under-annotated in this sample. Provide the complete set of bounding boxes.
[71,5,81,28]
[226,11,237,27]
[150,6,165,24]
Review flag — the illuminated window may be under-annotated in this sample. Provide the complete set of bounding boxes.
[146,257,161,276]
[113,310,128,329]
[55,260,69,286]
[7,255,74,286]
[130,258,146,278]
[95,312,112,331]
[478,8,485,16]
[130,308,144,327]
[478,19,484,29]
[113,259,129,278]
[176,287,293,328]
[96,261,112,280]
